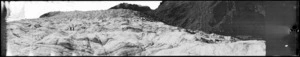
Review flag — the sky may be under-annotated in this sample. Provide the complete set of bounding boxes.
[5,1,161,22]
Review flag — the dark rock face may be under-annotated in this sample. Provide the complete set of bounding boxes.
[152,1,266,40]
[39,11,62,18]
[109,3,152,12]
[1,2,8,56]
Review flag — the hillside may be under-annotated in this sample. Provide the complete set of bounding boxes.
[150,1,266,40]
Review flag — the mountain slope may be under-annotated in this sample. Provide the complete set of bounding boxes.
[151,1,266,40]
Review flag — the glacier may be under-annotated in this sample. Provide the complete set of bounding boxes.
[6,9,265,56]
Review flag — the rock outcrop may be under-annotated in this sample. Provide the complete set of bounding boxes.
[109,3,152,12]
[39,11,62,18]
[6,9,265,56]
[150,1,266,40]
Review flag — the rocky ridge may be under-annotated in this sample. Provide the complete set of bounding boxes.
[109,3,152,12]
[6,9,265,56]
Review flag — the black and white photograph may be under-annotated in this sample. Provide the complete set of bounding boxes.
[1,0,298,56]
